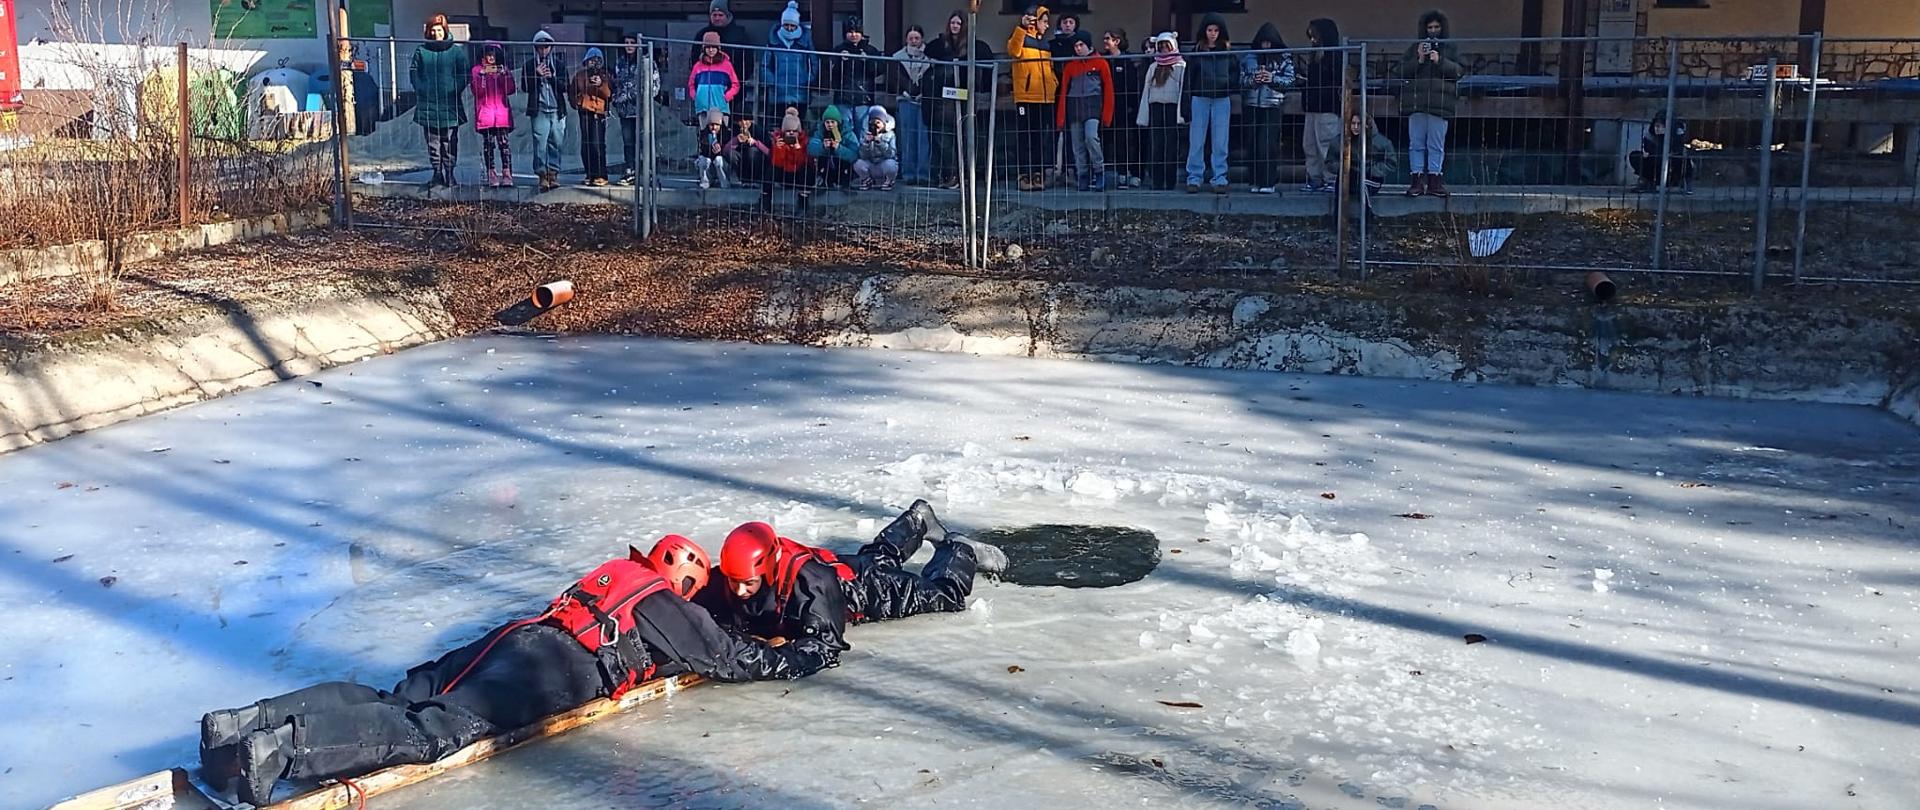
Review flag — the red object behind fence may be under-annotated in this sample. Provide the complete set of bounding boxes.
[0,0,21,112]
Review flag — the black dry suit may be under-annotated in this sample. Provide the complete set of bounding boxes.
[698,506,978,662]
[203,583,827,795]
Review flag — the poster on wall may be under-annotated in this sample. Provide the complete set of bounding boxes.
[348,0,391,39]
[210,0,318,39]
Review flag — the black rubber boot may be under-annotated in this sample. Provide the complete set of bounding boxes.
[871,499,948,564]
[201,704,267,751]
[236,723,294,807]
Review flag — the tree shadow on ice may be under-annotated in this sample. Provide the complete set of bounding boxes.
[1149,562,1920,729]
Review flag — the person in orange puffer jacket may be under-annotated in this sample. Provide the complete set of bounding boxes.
[1007,5,1059,191]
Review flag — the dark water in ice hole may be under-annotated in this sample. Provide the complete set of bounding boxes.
[973,524,1161,588]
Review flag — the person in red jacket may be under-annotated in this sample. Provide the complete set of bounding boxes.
[1056,37,1115,191]
[198,536,826,806]
[761,106,815,214]
[699,500,1007,664]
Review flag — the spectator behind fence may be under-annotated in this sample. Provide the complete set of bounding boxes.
[726,114,772,187]
[1630,113,1694,194]
[829,18,883,122]
[1047,14,1093,189]
[694,109,730,189]
[613,35,660,186]
[927,10,995,190]
[410,14,469,188]
[690,32,742,122]
[1136,32,1187,191]
[892,26,935,186]
[1330,111,1398,218]
[1398,10,1461,198]
[524,30,572,192]
[762,106,816,213]
[470,43,516,188]
[764,3,818,119]
[1103,29,1142,189]
[692,1,755,88]
[1185,14,1235,194]
[1057,36,1113,192]
[1008,5,1059,192]
[1241,23,1296,195]
[1298,18,1345,193]
[855,105,900,190]
[811,103,859,188]
[571,47,614,186]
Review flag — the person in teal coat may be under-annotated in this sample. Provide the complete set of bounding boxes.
[410,13,471,187]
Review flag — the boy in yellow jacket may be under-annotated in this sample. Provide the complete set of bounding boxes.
[1006,5,1059,191]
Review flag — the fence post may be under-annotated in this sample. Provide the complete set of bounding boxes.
[176,43,190,229]
[1334,46,1354,277]
[979,62,1001,269]
[323,2,351,226]
[1650,41,1679,271]
[1753,55,1779,293]
[1791,33,1821,285]
[641,43,656,238]
[963,5,980,270]
[1358,41,1369,280]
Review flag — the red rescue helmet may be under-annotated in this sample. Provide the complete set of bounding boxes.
[645,534,711,598]
[719,521,780,584]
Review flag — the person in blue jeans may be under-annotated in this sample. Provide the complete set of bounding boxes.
[891,25,934,185]
[522,30,572,191]
[1184,13,1235,194]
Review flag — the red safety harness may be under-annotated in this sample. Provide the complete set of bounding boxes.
[440,555,669,700]
[769,537,859,618]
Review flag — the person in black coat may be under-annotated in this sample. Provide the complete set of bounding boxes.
[926,10,996,188]
[1102,28,1142,188]
[699,501,1007,663]
[827,17,884,118]
[200,537,826,807]
[1298,17,1346,191]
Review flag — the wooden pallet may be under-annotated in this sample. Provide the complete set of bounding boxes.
[48,674,706,810]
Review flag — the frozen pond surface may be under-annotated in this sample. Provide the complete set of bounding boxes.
[3,335,1918,809]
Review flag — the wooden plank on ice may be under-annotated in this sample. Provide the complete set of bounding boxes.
[47,767,220,810]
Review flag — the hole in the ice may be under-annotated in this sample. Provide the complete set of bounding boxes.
[974,524,1160,588]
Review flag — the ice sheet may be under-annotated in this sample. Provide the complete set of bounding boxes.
[3,335,1917,809]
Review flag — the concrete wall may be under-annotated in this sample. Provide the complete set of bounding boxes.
[1646,0,1918,38]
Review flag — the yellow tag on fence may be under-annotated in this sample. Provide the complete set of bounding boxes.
[941,87,970,101]
[0,111,16,132]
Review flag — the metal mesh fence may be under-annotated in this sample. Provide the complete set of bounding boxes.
[311,31,1920,286]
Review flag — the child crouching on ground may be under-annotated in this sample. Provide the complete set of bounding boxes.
[1329,112,1397,218]
[694,109,729,189]
[855,106,899,190]
[761,107,816,213]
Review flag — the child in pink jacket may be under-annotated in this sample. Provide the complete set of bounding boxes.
[471,42,517,187]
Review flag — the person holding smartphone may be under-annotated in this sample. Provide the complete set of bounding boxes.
[1396,10,1463,198]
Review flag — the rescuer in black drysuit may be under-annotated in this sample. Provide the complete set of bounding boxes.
[200,535,828,807]
[697,499,1009,663]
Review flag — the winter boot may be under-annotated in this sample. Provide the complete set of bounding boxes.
[1427,174,1451,198]
[1405,173,1427,197]
[201,704,269,751]
[870,499,944,563]
[947,531,1008,575]
[236,723,294,807]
